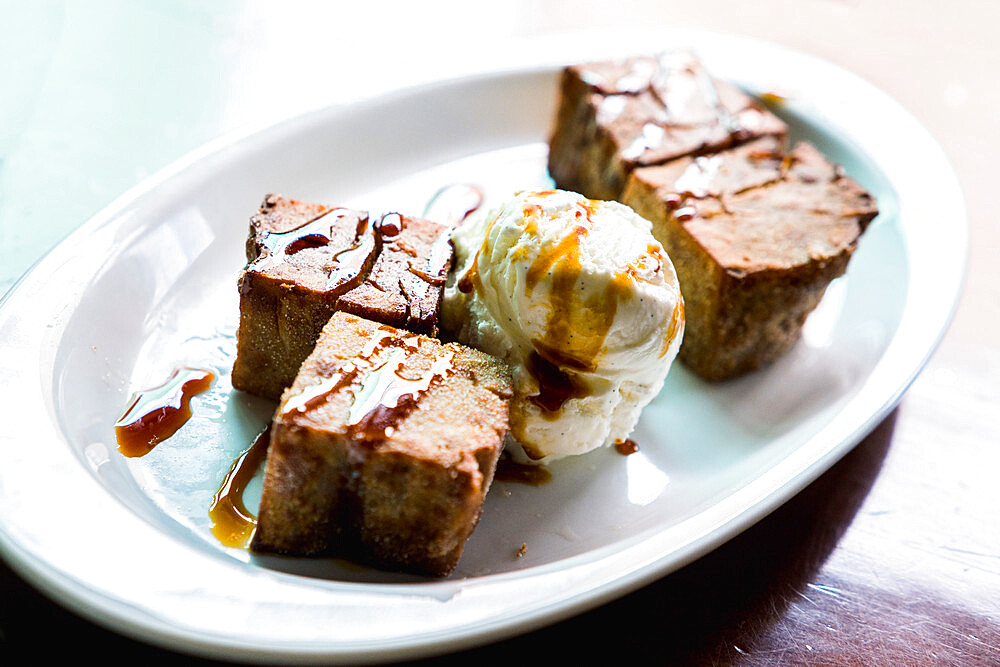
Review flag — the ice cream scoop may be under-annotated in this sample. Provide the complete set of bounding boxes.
[443,189,684,463]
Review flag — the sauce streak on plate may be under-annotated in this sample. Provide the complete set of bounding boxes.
[114,367,214,457]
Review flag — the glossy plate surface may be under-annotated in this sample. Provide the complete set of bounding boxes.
[0,32,966,664]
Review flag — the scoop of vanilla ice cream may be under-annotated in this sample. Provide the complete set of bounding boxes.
[443,189,684,463]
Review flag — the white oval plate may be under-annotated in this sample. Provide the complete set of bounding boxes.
[0,32,966,664]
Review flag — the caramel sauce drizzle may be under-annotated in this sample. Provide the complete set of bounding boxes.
[114,367,214,457]
[613,52,750,162]
[278,327,452,442]
[376,212,403,237]
[655,52,741,135]
[347,348,455,440]
[673,206,697,222]
[457,201,508,295]
[525,270,635,418]
[281,364,361,414]
[660,155,725,224]
[614,438,639,455]
[407,264,447,286]
[621,122,666,161]
[673,155,723,199]
[424,226,454,280]
[525,349,591,416]
[525,226,586,292]
[530,227,585,379]
[394,239,420,257]
[456,251,480,294]
[520,200,635,416]
[209,425,270,548]
[423,183,484,227]
[327,213,376,291]
[662,298,685,357]
[248,208,349,272]
[361,327,420,357]
[247,208,376,294]
[690,60,741,136]
[409,223,453,288]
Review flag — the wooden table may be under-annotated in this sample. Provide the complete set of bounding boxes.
[2,2,997,664]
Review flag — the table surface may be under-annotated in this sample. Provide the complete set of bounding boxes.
[2,2,997,664]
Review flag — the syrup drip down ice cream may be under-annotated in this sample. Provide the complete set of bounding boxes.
[443,189,684,463]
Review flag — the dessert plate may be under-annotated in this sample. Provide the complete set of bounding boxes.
[0,32,966,664]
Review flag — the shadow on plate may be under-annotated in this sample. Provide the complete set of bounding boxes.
[407,408,899,665]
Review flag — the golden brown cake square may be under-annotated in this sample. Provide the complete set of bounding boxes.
[250,311,512,577]
[621,136,878,380]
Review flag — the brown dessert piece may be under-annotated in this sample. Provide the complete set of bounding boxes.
[231,195,452,401]
[547,51,788,201]
[621,136,878,380]
[251,311,512,577]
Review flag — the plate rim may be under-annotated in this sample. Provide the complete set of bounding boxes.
[0,29,968,664]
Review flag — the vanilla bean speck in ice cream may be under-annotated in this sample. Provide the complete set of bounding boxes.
[442,189,684,464]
